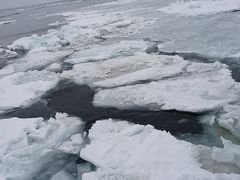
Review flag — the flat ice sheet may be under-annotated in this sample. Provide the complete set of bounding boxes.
[0,117,42,146]
[0,70,59,114]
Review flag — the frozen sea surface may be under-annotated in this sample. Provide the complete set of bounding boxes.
[1,0,240,179]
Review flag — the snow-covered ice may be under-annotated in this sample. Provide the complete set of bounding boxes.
[62,49,240,113]
[93,56,240,112]
[0,70,59,114]
[81,119,240,180]
[64,40,148,64]
[0,113,84,180]
[0,117,42,146]
[0,49,71,76]
[159,0,240,16]
[1,0,240,178]
[62,53,187,87]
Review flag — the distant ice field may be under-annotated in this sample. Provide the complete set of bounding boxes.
[0,0,67,10]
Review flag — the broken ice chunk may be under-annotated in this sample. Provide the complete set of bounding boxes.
[62,53,188,87]
[93,60,240,113]
[0,49,71,76]
[0,113,84,180]
[0,70,59,114]
[216,104,240,139]
[64,40,148,64]
[80,119,240,180]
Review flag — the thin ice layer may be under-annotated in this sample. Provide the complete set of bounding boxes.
[62,53,188,88]
[159,0,240,16]
[212,138,240,168]
[0,70,59,114]
[93,59,240,113]
[0,113,84,180]
[81,120,240,180]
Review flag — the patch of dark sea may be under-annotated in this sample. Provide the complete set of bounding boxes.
[2,79,229,147]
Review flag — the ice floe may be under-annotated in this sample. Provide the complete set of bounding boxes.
[0,117,42,146]
[159,0,240,16]
[62,51,240,113]
[81,119,240,180]
[64,40,148,64]
[62,53,188,87]
[0,70,59,114]
[0,113,84,180]
[0,49,71,76]
[92,55,240,113]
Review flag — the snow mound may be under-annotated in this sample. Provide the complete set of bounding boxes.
[0,113,84,180]
[64,40,148,64]
[81,119,240,180]
[0,70,59,114]
[0,49,71,76]
[216,104,240,139]
[159,0,240,16]
[93,56,240,113]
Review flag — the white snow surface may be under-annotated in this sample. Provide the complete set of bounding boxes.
[1,0,240,178]
[81,119,240,180]
[0,113,84,180]
[0,49,71,76]
[159,0,240,16]
[92,55,240,112]
[62,53,188,88]
[64,40,148,64]
[0,117,42,146]
[0,70,59,114]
